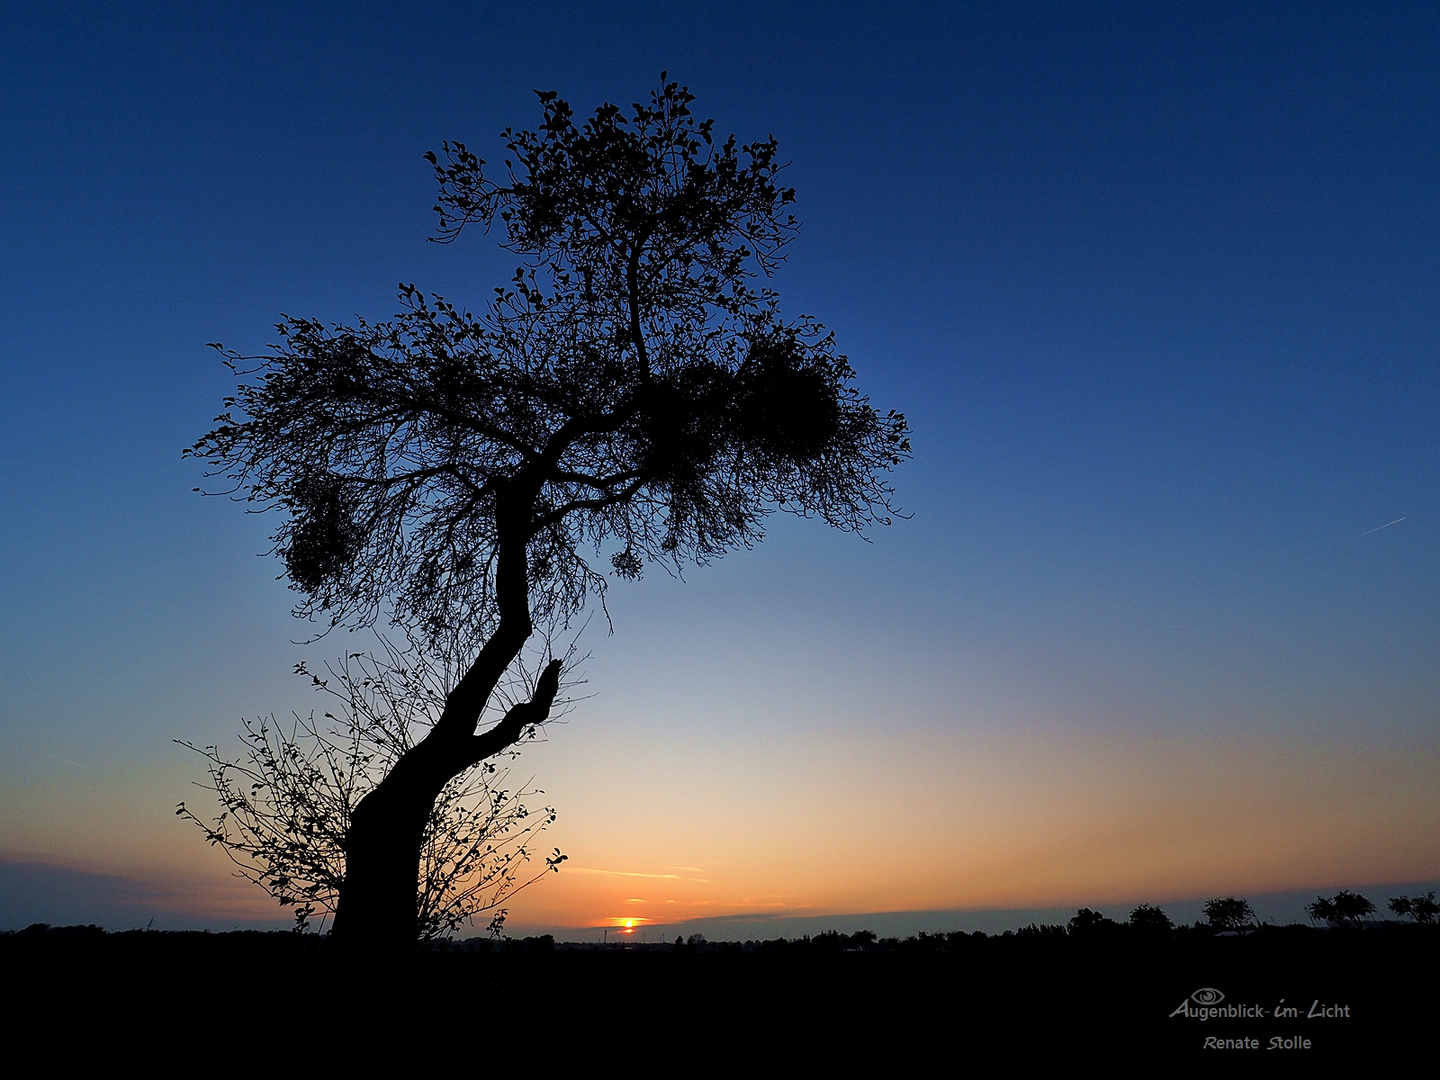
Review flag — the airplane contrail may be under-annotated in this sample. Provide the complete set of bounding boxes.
[1357,517,1405,537]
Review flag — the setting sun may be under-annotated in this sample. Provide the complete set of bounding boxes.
[606,916,655,935]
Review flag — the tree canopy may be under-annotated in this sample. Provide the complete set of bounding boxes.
[191,78,909,657]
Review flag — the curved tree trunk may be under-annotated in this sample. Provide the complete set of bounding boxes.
[332,772,440,948]
[332,647,563,946]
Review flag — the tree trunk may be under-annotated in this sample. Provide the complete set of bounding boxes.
[331,773,437,948]
[331,729,472,947]
[331,483,554,947]
[331,664,560,946]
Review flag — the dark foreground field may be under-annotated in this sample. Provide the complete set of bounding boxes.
[4,923,1432,1065]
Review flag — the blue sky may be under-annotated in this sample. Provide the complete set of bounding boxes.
[1,2,1436,932]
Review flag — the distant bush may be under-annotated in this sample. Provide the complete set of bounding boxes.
[1203,896,1256,932]
[1128,904,1173,932]
[1388,891,1439,925]
[1067,908,1120,936]
[1307,890,1375,929]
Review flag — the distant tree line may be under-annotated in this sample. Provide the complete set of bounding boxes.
[8,889,1436,952]
[708,889,1440,953]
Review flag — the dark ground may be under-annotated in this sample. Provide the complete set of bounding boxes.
[4,922,1431,1065]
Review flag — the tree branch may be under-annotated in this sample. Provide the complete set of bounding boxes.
[466,658,562,766]
[545,466,646,491]
[530,478,648,532]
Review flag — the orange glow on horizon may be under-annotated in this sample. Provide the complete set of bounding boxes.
[497,727,1440,931]
[10,726,1436,934]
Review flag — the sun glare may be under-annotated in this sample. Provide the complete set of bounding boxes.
[606,916,653,935]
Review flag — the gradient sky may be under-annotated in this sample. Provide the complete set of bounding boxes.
[2,1,1437,935]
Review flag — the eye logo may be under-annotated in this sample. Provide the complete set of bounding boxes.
[1191,988,1225,1005]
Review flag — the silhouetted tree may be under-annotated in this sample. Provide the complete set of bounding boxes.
[1387,891,1438,925]
[1127,903,1173,932]
[1067,908,1119,935]
[1203,896,1256,933]
[1306,889,1375,930]
[190,77,908,946]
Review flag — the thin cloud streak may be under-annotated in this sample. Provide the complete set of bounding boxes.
[568,867,710,882]
[1357,517,1405,537]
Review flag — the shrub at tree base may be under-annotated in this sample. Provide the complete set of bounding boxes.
[177,647,565,938]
